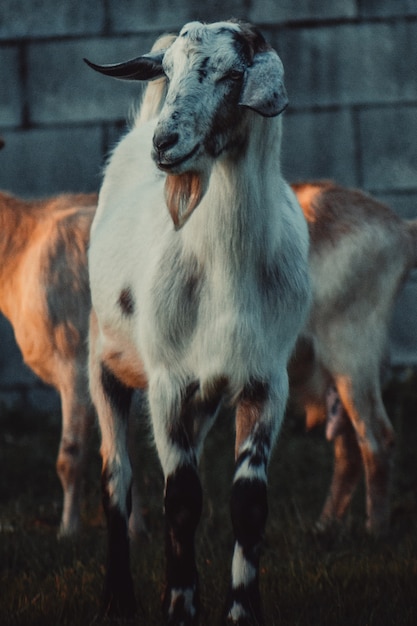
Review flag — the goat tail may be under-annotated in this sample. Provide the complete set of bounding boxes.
[406,218,417,268]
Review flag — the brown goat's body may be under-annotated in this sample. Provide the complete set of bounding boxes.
[2,180,415,540]
[0,191,97,535]
[290,181,417,534]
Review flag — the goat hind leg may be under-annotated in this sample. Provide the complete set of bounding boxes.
[336,376,395,535]
[89,351,136,618]
[56,378,95,537]
[317,409,362,534]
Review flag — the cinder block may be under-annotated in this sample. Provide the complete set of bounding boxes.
[282,109,358,187]
[359,105,417,192]
[104,121,130,156]
[28,385,60,414]
[108,1,357,33]
[0,46,22,127]
[360,0,417,18]
[0,315,37,387]
[27,36,158,124]
[0,390,28,411]
[109,0,250,33]
[0,0,105,40]
[250,0,356,23]
[389,269,417,366]
[374,192,417,220]
[274,21,417,108]
[0,126,103,198]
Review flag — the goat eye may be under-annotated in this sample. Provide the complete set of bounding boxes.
[228,69,244,82]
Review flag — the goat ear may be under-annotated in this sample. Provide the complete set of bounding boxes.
[239,50,288,117]
[83,51,166,81]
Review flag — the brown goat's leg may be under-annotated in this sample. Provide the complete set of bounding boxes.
[89,315,136,618]
[335,376,395,535]
[127,399,148,539]
[56,371,94,537]
[317,410,362,533]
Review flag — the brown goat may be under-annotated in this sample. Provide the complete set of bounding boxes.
[290,180,417,535]
[0,190,97,536]
[1,179,415,540]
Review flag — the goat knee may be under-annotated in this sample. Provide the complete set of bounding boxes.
[56,440,83,536]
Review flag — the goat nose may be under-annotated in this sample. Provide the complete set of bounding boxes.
[153,131,179,153]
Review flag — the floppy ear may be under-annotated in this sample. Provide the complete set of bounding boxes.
[83,50,166,81]
[239,50,288,117]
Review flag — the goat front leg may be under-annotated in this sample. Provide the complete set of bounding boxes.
[226,379,285,626]
[149,375,203,625]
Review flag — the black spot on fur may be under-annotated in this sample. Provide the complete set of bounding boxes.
[231,21,269,60]
[205,90,247,159]
[259,261,281,297]
[118,287,135,316]
[100,363,133,418]
[100,483,136,618]
[198,56,209,82]
[153,247,204,349]
[231,478,268,550]
[165,465,203,547]
[235,446,268,474]
[241,379,269,405]
[259,254,298,308]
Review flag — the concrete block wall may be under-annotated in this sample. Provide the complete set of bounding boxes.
[1,0,416,410]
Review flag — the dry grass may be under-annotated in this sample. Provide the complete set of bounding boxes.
[1,373,417,625]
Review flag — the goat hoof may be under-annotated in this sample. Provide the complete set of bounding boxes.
[163,585,199,626]
[224,593,264,626]
[224,614,265,626]
[101,580,137,619]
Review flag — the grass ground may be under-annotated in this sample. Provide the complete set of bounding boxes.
[1,372,417,625]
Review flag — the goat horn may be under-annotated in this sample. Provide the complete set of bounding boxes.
[83,52,166,81]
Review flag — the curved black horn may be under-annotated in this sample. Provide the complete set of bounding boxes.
[83,51,166,81]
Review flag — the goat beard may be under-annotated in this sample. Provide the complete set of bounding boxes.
[164,171,207,230]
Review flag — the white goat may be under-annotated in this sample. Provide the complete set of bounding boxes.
[0,189,97,536]
[289,181,417,536]
[86,20,310,624]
